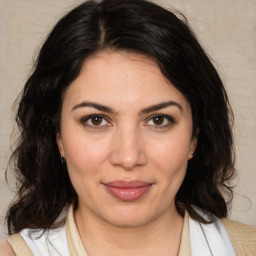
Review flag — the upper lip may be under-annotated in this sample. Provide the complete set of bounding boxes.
[103,180,152,188]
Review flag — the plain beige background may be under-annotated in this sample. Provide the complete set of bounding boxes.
[0,0,255,239]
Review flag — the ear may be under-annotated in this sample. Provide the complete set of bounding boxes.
[56,132,65,158]
[188,135,198,160]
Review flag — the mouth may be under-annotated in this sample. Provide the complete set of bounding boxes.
[103,180,153,202]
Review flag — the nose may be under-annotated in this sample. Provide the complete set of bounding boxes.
[109,126,147,170]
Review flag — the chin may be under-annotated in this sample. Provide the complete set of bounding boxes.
[100,206,159,228]
[106,216,153,229]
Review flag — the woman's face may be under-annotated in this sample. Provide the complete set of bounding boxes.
[57,51,196,228]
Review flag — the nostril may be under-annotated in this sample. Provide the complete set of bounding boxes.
[109,146,147,170]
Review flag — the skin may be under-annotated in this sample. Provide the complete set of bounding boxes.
[0,241,16,256]
[57,51,197,256]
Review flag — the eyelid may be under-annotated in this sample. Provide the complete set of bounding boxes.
[81,114,112,128]
[145,114,175,127]
[80,113,175,129]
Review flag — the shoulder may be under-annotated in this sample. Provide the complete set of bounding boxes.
[0,240,16,256]
[221,218,256,255]
[17,226,70,255]
[221,218,256,239]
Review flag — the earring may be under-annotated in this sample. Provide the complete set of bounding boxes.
[61,156,66,164]
[191,152,194,155]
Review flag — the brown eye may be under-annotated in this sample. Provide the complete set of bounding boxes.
[91,116,103,125]
[146,114,175,128]
[152,116,164,125]
[82,115,111,129]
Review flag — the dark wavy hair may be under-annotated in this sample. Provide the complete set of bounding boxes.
[6,0,235,235]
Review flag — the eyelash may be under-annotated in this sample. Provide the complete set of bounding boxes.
[145,114,175,129]
[81,114,111,129]
[81,114,175,129]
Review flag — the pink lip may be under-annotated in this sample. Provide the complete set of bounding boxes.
[103,180,152,202]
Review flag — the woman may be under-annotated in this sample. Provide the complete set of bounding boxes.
[1,0,255,255]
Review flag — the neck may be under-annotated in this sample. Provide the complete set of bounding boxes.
[74,204,184,256]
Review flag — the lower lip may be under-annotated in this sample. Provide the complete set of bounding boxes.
[104,185,152,202]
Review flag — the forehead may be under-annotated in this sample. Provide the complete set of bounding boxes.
[62,51,190,112]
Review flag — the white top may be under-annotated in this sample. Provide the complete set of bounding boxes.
[189,214,236,255]
[18,206,236,256]
[20,225,70,256]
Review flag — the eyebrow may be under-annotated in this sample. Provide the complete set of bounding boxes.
[72,101,117,114]
[139,101,183,115]
[71,100,183,114]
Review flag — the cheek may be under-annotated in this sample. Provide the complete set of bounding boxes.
[150,136,191,169]
[148,133,191,191]
[64,137,108,170]
[63,137,107,197]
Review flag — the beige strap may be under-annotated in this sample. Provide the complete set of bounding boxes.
[178,211,191,256]
[66,205,88,256]
[7,234,34,256]
[221,218,256,256]
[66,215,79,256]
[66,205,192,256]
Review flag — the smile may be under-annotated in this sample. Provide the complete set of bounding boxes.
[103,180,153,202]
